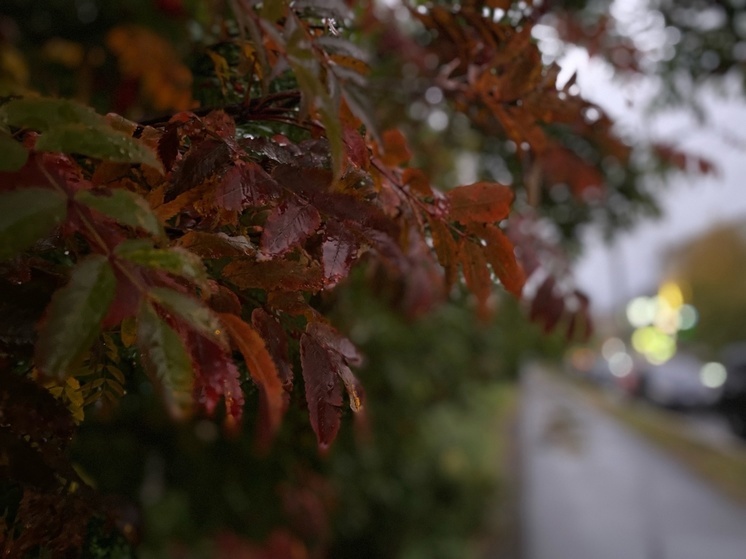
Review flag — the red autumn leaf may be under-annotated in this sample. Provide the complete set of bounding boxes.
[528,276,565,334]
[202,110,236,140]
[260,198,322,257]
[479,223,526,297]
[0,152,90,195]
[306,321,362,366]
[398,231,446,318]
[310,192,397,236]
[166,138,232,201]
[213,160,280,211]
[320,220,358,287]
[299,333,343,449]
[102,264,144,327]
[220,313,285,442]
[178,231,255,259]
[221,258,325,293]
[272,164,332,195]
[343,127,369,170]
[428,216,460,273]
[157,122,180,172]
[446,182,514,224]
[206,280,242,315]
[251,308,293,391]
[189,332,244,428]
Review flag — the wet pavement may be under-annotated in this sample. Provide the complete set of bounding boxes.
[520,365,746,559]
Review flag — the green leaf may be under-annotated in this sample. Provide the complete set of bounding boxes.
[76,189,164,239]
[148,287,228,349]
[0,130,28,171]
[115,239,207,286]
[136,301,193,418]
[36,255,117,378]
[36,123,163,171]
[0,187,67,260]
[0,97,103,131]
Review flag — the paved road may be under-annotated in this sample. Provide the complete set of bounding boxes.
[520,365,746,559]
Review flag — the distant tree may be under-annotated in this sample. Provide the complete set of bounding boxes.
[667,221,746,354]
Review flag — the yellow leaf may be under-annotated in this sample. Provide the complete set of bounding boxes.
[208,51,231,95]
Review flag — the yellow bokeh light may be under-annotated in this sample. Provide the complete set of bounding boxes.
[631,325,677,364]
[658,281,684,309]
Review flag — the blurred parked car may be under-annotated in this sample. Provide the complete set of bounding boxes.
[718,344,746,438]
[639,353,723,409]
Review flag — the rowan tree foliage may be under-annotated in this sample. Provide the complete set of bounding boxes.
[0,1,708,556]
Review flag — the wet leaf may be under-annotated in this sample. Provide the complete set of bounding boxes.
[260,198,321,257]
[306,321,362,366]
[137,301,193,418]
[214,160,280,211]
[300,333,343,449]
[479,224,525,297]
[321,220,358,287]
[460,239,492,309]
[222,258,324,293]
[158,122,180,171]
[36,123,163,171]
[149,287,228,349]
[178,231,255,259]
[189,333,244,427]
[0,187,67,260]
[220,313,284,440]
[36,255,116,379]
[167,139,232,201]
[251,308,293,390]
[76,188,164,238]
[115,239,207,286]
[335,360,364,412]
[428,216,460,288]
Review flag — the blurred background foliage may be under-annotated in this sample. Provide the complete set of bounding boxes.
[665,221,746,356]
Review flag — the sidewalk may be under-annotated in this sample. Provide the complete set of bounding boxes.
[520,365,746,559]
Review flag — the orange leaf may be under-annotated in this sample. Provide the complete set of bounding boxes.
[446,182,513,224]
[479,223,525,297]
[402,168,433,197]
[460,239,492,311]
[377,129,411,167]
[219,313,284,440]
[428,216,461,288]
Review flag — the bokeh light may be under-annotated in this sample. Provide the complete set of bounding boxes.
[699,362,727,388]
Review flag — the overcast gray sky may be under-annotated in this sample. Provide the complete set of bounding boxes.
[564,50,746,312]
